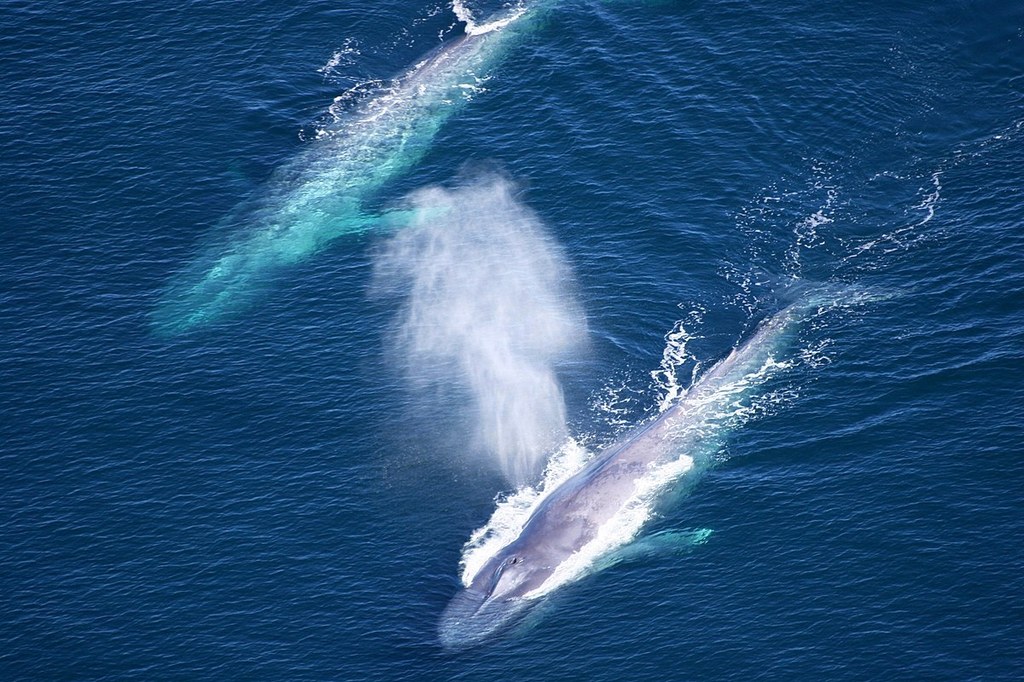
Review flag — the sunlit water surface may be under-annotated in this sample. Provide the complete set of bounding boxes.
[2,0,1022,679]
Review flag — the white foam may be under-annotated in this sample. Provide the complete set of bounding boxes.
[317,38,360,80]
[588,377,647,432]
[451,0,476,26]
[785,169,837,276]
[453,0,530,36]
[650,305,705,413]
[846,170,942,261]
[912,170,942,226]
[839,116,1021,267]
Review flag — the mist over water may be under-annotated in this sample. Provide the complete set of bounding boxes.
[374,175,585,483]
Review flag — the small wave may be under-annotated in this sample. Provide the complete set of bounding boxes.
[588,377,649,433]
[845,170,942,262]
[317,37,360,81]
[837,119,1024,272]
[650,304,705,413]
[785,168,838,276]
[731,165,843,291]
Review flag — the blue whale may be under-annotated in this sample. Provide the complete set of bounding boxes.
[153,4,548,334]
[439,301,817,648]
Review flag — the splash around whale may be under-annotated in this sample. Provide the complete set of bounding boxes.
[439,297,831,649]
[151,2,543,335]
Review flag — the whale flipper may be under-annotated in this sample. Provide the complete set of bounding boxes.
[594,528,714,572]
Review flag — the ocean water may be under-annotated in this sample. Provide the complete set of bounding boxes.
[2,0,1023,678]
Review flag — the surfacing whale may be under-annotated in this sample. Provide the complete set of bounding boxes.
[153,3,544,334]
[439,300,819,648]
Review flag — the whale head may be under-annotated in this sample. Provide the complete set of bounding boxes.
[438,541,556,648]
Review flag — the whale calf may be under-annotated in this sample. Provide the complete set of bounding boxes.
[439,300,819,648]
[153,2,546,334]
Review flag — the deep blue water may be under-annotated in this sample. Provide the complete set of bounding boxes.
[3,0,1023,679]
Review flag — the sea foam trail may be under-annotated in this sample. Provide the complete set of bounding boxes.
[373,175,586,484]
[458,293,846,598]
[152,2,547,335]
